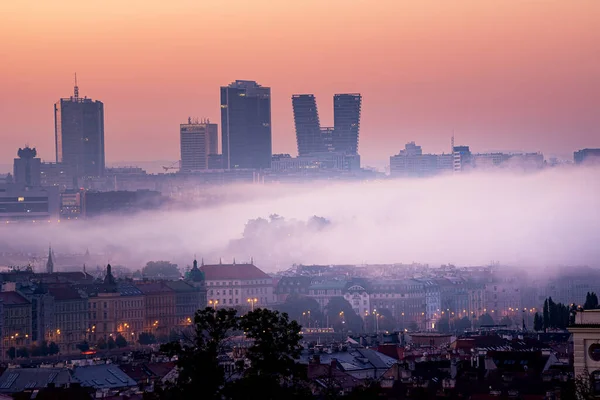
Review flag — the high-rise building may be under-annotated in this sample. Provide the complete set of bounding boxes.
[54,78,105,178]
[180,118,218,172]
[292,94,325,156]
[14,146,41,187]
[220,80,271,169]
[333,94,362,155]
[574,148,600,165]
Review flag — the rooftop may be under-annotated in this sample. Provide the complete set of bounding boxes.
[72,364,137,389]
[200,264,271,281]
[0,291,30,305]
[0,368,73,394]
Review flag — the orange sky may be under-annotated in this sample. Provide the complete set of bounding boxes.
[1,0,599,168]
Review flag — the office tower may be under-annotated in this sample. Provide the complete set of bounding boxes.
[14,146,41,187]
[574,148,600,165]
[333,93,362,155]
[54,78,105,177]
[320,127,335,152]
[453,145,472,172]
[220,80,271,169]
[292,94,326,156]
[180,118,218,172]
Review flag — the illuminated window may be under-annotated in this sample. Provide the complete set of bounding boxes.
[18,197,25,202]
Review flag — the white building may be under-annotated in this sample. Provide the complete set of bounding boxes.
[570,309,600,390]
[200,262,275,309]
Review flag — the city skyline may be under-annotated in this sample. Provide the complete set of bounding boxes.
[1,0,599,168]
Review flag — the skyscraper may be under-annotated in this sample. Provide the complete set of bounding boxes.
[220,80,271,169]
[333,93,362,155]
[292,94,325,156]
[180,118,218,172]
[14,146,41,187]
[54,78,105,177]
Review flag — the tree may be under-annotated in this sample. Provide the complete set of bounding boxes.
[158,307,239,400]
[115,334,128,348]
[377,309,396,332]
[454,317,471,332]
[48,342,59,355]
[40,341,49,356]
[478,313,494,326]
[224,309,311,400]
[543,298,550,331]
[6,347,15,360]
[499,316,513,328]
[138,332,157,345]
[76,341,90,352]
[325,297,363,333]
[437,317,450,333]
[107,336,116,350]
[16,347,29,358]
[277,295,323,328]
[584,292,599,310]
[142,261,180,280]
[533,312,543,331]
[97,337,107,350]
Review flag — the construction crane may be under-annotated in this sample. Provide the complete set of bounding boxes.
[162,161,180,172]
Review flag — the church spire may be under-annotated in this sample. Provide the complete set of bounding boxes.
[46,245,54,274]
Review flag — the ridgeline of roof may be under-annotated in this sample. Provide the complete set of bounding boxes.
[165,280,197,292]
[200,264,271,281]
[47,286,84,301]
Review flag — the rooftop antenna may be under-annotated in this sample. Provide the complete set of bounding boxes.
[74,73,79,100]
[451,130,455,154]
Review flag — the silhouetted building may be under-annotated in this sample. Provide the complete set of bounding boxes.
[46,247,54,274]
[453,145,472,172]
[54,79,105,178]
[180,118,218,172]
[574,148,600,165]
[390,142,453,177]
[293,94,326,156]
[207,154,223,169]
[82,190,165,217]
[13,147,41,187]
[0,184,60,221]
[333,94,362,155]
[220,80,271,169]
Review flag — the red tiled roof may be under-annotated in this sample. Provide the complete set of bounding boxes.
[200,264,271,281]
[0,291,29,305]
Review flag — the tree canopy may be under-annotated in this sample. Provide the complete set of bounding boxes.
[584,292,599,310]
[142,261,180,280]
[324,297,364,333]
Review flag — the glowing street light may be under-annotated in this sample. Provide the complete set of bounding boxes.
[209,300,219,310]
[247,298,258,311]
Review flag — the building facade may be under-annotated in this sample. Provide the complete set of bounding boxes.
[201,262,275,309]
[333,94,362,155]
[292,94,325,156]
[220,80,271,170]
[14,147,41,187]
[180,119,218,172]
[54,83,105,178]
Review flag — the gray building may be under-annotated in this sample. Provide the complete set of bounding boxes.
[54,80,105,178]
[292,94,326,156]
[0,184,60,221]
[13,147,41,187]
[180,118,218,172]
[220,80,271,169]
[333,94,362,155]
[574,148,600,165]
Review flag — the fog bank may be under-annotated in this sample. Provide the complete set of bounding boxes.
[1,167,599,272]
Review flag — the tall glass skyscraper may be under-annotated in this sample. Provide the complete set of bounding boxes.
[54,82,105,177]
[333,93,362,155]
[292,94,325,156]
[220,80,271,169]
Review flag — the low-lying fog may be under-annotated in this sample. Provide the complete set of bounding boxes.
[1,167,599,273]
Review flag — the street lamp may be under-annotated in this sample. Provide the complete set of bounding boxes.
[247,298,258,311]
[209,300,219,310]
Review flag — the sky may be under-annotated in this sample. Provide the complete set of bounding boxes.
[1,0,599,168]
